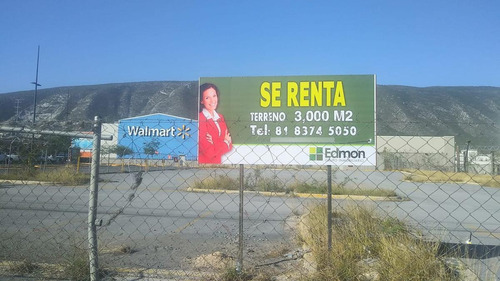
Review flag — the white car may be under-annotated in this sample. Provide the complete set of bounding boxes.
[6,154,21,163]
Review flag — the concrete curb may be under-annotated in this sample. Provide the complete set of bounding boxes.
[0,179,49,185]
[186,188,403,201]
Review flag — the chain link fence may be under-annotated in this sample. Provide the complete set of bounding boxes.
[1,119,499,280]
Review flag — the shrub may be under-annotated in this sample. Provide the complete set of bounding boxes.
[192,175,239,190]
[299,203,455,281]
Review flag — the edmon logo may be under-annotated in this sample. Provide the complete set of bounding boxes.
[309,146,366,161]
[309,147,324,161]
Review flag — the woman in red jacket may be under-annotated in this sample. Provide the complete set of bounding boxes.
[198,83,232,164]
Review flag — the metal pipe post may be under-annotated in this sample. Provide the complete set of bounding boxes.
[492,151,495,175]
[88,116,102,281]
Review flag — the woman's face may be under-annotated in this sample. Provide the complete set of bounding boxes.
[201,87,218,113]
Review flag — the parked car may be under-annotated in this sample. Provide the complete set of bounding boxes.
[39,154,56,164]
[54,153,68,163]
[5,154,21,163]
[0,153,7,163]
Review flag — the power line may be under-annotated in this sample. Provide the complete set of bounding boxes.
[31,45,41,126]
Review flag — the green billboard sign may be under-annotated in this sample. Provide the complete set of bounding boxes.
[198,75,376,165]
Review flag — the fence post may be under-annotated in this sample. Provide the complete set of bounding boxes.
[327,165,332,250]
[491,151,495,175]
[236,164,244,273]
[88,116,102,281]
[464,141,471,173]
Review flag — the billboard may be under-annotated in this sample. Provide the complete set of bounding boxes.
[118,114,198,160]
[198,75,376,166]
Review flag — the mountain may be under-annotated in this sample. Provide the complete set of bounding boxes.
[376,85,500,146]
[0,82,499,146]
[0,81,198,123]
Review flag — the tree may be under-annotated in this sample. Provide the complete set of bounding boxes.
[44,135,71,156]
[108,144,134,158]
[143,139,160,157]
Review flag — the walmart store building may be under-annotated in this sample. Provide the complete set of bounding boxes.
[118,113,198,161]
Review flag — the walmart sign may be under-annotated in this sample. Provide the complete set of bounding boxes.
[118,114,198,160]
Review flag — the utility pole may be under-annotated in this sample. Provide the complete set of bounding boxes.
[15,99,23,122]
[32,45,41,126]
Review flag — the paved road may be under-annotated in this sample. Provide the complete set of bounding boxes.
[332,168,500,244]
[0,166,499,278]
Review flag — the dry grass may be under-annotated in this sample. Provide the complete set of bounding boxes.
[191,175,240,190]
[215,267,274,281]
[191,175,397,197]
[0,166,89,185]
[100,244,137,255]
[8,259,40,275]
[298,203,456,281]
[376,234,450,280]
[290,181,397,197]
[5,247,108,281]
[61,246,111,281]
[403,169,500,188]
[263,245,291,259]
[218,267,253,281]
[37,167,90,185]
[63,248,91,281]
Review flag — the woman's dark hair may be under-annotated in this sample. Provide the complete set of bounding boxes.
[199,83,220,112]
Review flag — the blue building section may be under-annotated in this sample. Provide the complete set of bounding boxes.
[118,114,198,160]
[72,137,92,151]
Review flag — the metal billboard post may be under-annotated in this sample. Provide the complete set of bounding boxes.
[327,165,332,251]
[236,164,244,273]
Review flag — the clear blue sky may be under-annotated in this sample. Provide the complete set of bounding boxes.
[1,0,499,93]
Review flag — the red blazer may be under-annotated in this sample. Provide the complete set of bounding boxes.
[198,112,232,164]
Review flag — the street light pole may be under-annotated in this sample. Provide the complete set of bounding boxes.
[32,45,41,126]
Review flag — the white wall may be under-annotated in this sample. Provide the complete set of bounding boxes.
[376,136,456,171]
